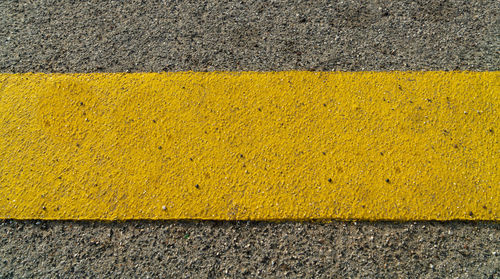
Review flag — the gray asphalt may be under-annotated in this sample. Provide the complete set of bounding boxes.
[1,0,499,278]
[1,0,498,72]
[1,220,499,278]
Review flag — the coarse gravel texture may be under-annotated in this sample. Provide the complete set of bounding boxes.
[0,0,499,72]
[1,0,499,278]
[1,220,499,278]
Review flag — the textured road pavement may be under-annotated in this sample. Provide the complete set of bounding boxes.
[1,0,498,72]
[1,220,499,278]
[1,0,499,278]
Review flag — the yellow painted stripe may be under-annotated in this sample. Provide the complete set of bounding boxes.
[0,72,498,221]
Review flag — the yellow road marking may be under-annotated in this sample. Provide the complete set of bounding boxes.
[0,72,498,220]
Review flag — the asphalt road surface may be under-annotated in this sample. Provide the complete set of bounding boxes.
[1,0,499,278]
